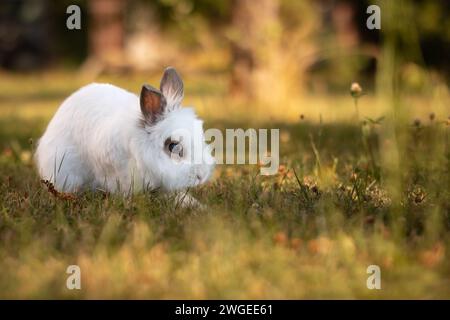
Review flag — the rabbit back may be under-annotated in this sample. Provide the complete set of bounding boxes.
[35,83,142,192]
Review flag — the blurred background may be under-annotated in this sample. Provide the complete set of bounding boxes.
[0,0,449,146]
[0,0,448,96]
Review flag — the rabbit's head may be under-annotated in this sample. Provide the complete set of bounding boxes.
[137,67,215,191]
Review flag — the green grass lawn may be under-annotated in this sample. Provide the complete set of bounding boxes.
[0,71,449,298]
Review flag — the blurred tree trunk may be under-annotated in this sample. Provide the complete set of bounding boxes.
[83,0,126,75]
[331,1,359,50]
[328,1,361,85]
[229,0,280,100]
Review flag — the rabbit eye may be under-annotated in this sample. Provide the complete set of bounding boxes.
[168,142,177,152]
[165,140,183,158]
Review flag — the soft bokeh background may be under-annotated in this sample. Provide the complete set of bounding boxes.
[1,0,449,121]
[0,0,449,299]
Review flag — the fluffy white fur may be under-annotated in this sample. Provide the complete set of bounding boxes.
[35,70,214,194]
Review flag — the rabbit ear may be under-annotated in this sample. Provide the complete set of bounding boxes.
[160,67,184,109]
[140,84,166,123]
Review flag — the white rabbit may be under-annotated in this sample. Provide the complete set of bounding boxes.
[35,67,215,198]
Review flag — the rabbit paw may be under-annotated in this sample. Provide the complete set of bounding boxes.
[174,192,206,210]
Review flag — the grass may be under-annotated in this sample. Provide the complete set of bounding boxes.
[0,70,449,299]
